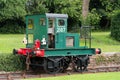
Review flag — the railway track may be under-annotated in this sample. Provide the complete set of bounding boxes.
[0,53,120,80]
[0,65,120,80]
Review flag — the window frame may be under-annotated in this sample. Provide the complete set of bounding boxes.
[27,34,33,44]
[66,36,74,47]
[58,19,65,27]
[40,18,46,26]
[28,19,34,29]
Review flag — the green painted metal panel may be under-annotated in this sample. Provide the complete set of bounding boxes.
[65,33,80,48]
[44,48,96,57]
[34,15,47,49]
[25,14,48,48]
[55,33,65,48]
[55,33,80,49]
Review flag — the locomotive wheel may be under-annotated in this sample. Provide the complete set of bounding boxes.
[43,57,63,74]
[74,64,87,72]
[29,59,38,71]
[62,57,71,72]
[30,57,44,71]
[30,65,37,71]
[74,56,89,73]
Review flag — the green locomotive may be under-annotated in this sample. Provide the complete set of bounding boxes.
[13,13,101,73]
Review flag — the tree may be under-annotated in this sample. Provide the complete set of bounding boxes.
[1,0,120,33]
[0,0,26,21]
[45,0,82,30]
[25,0,48,14]
[111,10,120,41]
[82,0,90,18]
[89,0,120,29]
[0,0,27,33]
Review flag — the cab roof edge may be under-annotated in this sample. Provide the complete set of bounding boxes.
[46,13,68,18]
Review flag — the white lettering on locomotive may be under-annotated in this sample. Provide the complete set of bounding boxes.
[57,27,65,32]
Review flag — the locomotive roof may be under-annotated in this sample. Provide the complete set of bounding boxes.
[46,13,68,18]
[26,13,68,18]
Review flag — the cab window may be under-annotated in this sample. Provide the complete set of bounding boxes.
[66,37,74,47]
[49,19,54,28]
[40,18,46,26]
[28,19,34,29]
[58,19,65,26]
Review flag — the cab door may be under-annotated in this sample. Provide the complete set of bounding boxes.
[55,18,67,48]
[48,18,55,48]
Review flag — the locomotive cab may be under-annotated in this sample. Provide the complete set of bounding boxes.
[25,13,80,49]
[15,13,101,57]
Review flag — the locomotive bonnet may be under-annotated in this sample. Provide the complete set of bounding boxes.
[13,13,101,74]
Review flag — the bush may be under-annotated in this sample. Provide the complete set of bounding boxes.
[0,19,25,34]
[111,10,120,41]
[0,54,26,71]
[95,54,120,66]
[0,25,25,34]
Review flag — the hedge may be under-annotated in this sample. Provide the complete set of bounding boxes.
[111,11,120,41]
[0,53,120,72]
[0,54,26,71]
[0,25,25,34]
[95,54,120,66]
[0,19,25,34]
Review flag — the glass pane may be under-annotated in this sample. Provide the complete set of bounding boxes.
[40,18,46,26]
[49,19,54,28]
[58,19,65,26]
[28,34,33,43]
[66,37,74,47]
[28,19,34,29]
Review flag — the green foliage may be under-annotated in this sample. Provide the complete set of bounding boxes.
[1,0,120,33]
[0,25,25,34]
[0,54,25,71]
[89,0,120,29]
[0,0,26,21]
[0,0,27,34]
[111,10,120,41]
[95,54,120,65]
[45,0,82,30]
[88,9,101,26]
[100,0,120,11]
[90,0,120,18]
[0,20,25,34]
[26,0,48,14]
[81,9,101,27]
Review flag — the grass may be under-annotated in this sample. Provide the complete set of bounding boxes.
[91,32,120,52]
[24,72,120,80]
[0,32,120,53]
[0,34,25,54]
